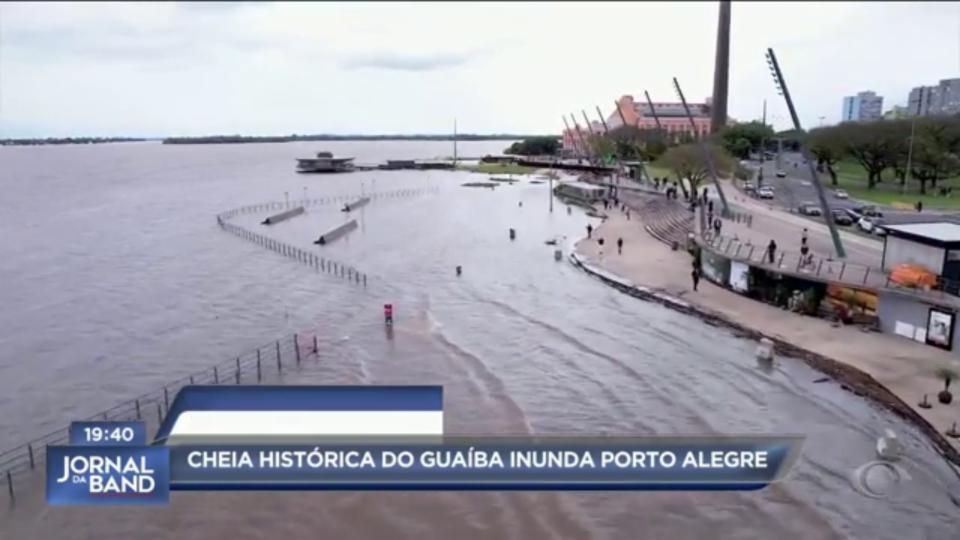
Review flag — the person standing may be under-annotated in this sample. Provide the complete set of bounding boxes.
[801,227,808,247]
[713,218,722,237]
[586,223,593,239]
[691,267,701,291]
[617,237,623,255]
[767,239,778,264]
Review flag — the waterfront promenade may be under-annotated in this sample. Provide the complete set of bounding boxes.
[575,203,960,457]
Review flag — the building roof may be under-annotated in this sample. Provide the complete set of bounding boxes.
[884,222,960,244]
[561,181,607,192]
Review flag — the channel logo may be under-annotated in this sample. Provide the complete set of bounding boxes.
[46,446,169,505]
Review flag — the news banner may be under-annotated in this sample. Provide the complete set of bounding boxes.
[46,386,803,505]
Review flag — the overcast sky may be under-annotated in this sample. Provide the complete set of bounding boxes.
[1,1,957,137]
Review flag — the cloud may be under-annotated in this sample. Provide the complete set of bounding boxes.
[339,51,475,72]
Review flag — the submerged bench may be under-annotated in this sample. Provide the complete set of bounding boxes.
[314,219,358,245]
[261,206,305,225]
[341,197,370,212]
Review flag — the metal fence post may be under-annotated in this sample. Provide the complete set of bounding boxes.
[838,262,847,280]
[156,402,163,423]
[295,334,301,364]
[135,398,141,419]
[214,366,219,384]
[235,369,240,384]
[27,444,34,469]
[276,340,282,371]
[236,357,241,373]
[189,375,194,385]
[313,335,318,354]
[257,349,262,381]
[863,267,871,285]
[777,252,785,267]
[163,387,169,411]
[6,470,12,500]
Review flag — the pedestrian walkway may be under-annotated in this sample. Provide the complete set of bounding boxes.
[575,210,960,457]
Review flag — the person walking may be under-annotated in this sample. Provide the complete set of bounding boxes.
[617,237,623,255]
[801,227,808,247]
[691,267,701,291]
[917,200,924,212]
[586,223,593,239]
[766,239,778,264]
[713,218,722,237]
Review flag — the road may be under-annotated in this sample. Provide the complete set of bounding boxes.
[744,152,960,227]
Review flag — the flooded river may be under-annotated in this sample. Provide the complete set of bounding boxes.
[0,141,958,539]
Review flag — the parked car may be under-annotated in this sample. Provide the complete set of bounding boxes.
[834,189,849,199]
[757,187,775,199]
[798,203,822,216]
[775,170,787,178]
[832,209,854,225]
[743,182,756,193]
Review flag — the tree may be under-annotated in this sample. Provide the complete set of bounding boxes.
[504,137,560,156]
[909,117,960,194]
[656,143,736,198]
[716,121,774,159]
[806,126,847,185]
[832,121,901,188]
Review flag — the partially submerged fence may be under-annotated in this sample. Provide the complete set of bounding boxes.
[215,187,440,287]
[1,333,317,502]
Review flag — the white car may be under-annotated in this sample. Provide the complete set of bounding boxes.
[857,217,887,236]
[757,187,775,199]
[775,171,786,178]
[834,189,849,199]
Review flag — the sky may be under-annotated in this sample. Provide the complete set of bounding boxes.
[1,1,958,138]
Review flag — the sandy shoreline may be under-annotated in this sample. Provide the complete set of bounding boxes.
[572,207,960,469]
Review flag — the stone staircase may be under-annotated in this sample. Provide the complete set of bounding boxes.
[625,194,694,247]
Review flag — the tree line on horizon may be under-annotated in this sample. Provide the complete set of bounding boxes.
[0,136,148,146]
[162,133,545,144]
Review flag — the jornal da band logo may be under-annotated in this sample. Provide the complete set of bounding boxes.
[56,454,157,494]
[46,446,170,506]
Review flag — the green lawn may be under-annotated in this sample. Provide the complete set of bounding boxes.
[829,159,960,209]
[645,164,673,182]
[457,162,539,175]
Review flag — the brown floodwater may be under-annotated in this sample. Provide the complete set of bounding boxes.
[1,141,958,539]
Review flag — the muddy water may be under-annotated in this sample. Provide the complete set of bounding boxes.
[1,142,958,539]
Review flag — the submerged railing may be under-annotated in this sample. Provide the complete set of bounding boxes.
[1,333,317,502]
[215,187,440,287]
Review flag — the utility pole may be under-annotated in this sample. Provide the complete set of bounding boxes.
[562,116,583,158]
[594,106,629,181]
[643,90,664,133]
[570,114,592,163]
[766,47,846,258]
[904,95,922,195]
[453,118,458,164]
[673,77,729,214]
[758,99,766,188]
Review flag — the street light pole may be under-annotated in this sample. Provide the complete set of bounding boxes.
[903,98,922,195]
[673,77,730,215]
[766,47,846,259]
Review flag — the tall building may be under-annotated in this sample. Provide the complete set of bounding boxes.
[841,91,883,122]
[908,85,936,116]
[907,78,960,116]
[607,95,712,142]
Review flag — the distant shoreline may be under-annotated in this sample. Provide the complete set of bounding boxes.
[1,134,537,147]
[160,134,533,145]
[0,137,150,147]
